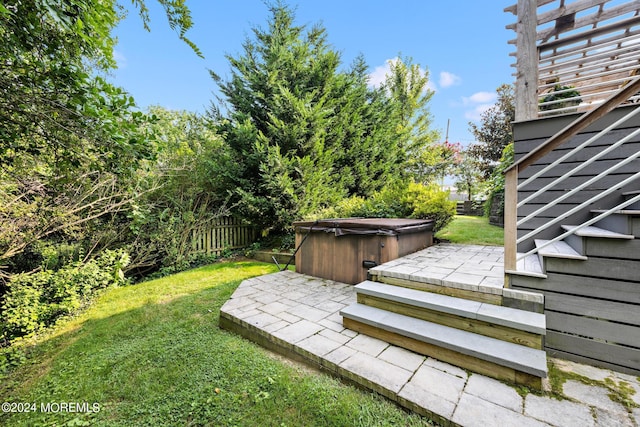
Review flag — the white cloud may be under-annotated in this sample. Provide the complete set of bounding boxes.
[367,61,391,88]
[114,50,127,69]
[367,58,435,92]
[461,91,497,121]
[462,91,497,105]
[439,71,461,88]
[464,104,494,121]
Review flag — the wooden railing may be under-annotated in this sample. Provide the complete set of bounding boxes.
[192,217,257,256]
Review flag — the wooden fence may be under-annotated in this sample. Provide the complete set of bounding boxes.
[192,217,257,256]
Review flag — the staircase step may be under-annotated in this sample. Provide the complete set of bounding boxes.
[592,209,640,215]
[355,281,545,335]
[622,190,640,209]
[534,239,588,260]
[340,303,548,382]
[591,210,640,237]
[505,253,546,278]
[561,225,634,239]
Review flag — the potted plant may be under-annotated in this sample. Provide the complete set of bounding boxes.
[539,84,582,114]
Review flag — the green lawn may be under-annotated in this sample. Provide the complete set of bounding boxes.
[436,215,504,246]
[0,261,432,426]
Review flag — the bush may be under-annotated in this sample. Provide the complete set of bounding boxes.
[403,182,456,232]
[1,249,130,342]
[310,181,455,232]
[484,143,514,218]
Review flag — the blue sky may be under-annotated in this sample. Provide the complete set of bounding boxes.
[111,1,515,146]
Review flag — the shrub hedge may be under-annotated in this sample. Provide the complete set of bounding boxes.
[313,181,456,233]
[1,249,130,343]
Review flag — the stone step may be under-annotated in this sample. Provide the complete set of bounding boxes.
[355,281,546,336]
[340,303,547,388]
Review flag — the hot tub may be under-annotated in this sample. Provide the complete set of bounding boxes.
[293,218,434,284]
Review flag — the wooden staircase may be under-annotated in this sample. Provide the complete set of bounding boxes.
[340,274,548,390]
[506,191,640,375]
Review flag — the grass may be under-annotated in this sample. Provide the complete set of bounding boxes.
[436,215,504,246]
[0,261,432,426]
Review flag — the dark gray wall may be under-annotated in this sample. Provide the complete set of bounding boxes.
[513,104,640,252]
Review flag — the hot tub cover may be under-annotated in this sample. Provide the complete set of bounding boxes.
[293,218,434,236]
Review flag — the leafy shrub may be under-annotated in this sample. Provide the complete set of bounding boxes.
[310,182,455,232]
[484,143,514,217]
[403,182,456,232]
[1,249,130,342]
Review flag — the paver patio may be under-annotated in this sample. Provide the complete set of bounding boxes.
[220,245,640,426]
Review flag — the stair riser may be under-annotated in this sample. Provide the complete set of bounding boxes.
[595,214,640,238]
[628,200,640,210]
[623,191,640,210]
[358,293,544,350]
[583,238,640,260]
[564,234,640,260]
[343,317,543,390]
[373,276,503,306]
[563,234,584,255]
[544,257,640,283]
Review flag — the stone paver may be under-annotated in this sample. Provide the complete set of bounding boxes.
[593,408,634,427]
[378,345,425,372]
[285,304,329,322]
[345,333,389,357]
[524,394,594,427]
[398,379,458,420]
[452,393,550,427]
[563,380,628,415]
[409,363,467,403]
[465,374,523,412]
[271,319,323,343]
[323,345,357,366]
[219,248,640,427]
[339,351,413,395]
[368,244,538,305]
[553,359,611,382]
[297,334,343,358]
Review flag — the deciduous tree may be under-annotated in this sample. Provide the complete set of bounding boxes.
[468,84,515,177]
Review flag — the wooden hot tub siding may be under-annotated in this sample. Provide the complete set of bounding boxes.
[293,218,434,285]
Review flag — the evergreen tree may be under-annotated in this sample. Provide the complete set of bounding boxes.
[213,3,439,233]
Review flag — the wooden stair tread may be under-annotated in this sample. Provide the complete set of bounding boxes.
[355,281,545,334]
[591,209,640,215]
[340,303,548,378]
[534,239,587,260]
[561,225,635,240]
[506,253,547,278]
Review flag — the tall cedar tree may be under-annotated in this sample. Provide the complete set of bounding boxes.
[214,4,436,233]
